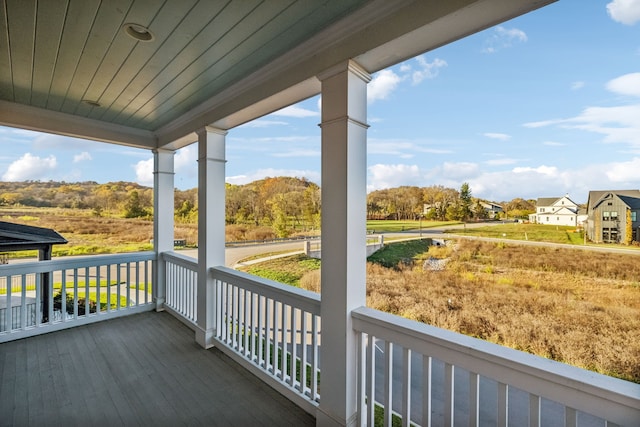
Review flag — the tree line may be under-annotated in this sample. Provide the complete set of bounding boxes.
[0,179,538,227]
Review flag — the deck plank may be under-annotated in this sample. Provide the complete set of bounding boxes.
[0,311,316,426]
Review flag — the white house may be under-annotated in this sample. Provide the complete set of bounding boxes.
[530,195,581,226]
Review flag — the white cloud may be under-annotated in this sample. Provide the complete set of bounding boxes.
[571,81,585,90]
[226,168,320,186]
[606,72,640,96]
[368,69,402,103]
[524,73,640,150]
[483,132,511,141]
[73,152,92,163]
[484,158,519,166]
[482,26,528,53]
[543,141,566,146]
[367,164,422,191]
[368,138,453,157]
[606,156,640,181]
[2,153,57,181]
[134,157,154,187]
[607,0,640,25]
[271,105,318,118]
[411,56,447,85]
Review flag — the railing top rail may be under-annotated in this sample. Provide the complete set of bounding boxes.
[161,251,197,270]
[0,251,156,275]
[211,266,321,315]
[352,306,640,425]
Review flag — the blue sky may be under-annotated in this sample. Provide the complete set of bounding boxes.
[1,0,640,204]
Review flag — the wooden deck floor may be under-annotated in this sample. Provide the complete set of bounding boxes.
[0,311,316,427]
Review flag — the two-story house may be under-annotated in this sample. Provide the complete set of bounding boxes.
[586,190,640,244]
[530,195,580,226]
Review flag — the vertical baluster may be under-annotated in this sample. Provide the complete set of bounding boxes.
[273,302,280,376]
[280,303,288,381]
[257,294,264,366]
[311,314,319,401]
[20,274,27,328]
[135,260,140,306]
[469,372,480,427]
[384,340,393,427]
[356,331,366,427]
[35,273,41,325]
[529,394,540,427]
[232,285,238,349]
[61,270,67,321]
[402,347,412,427]
[126,263,131,310]
[367,334,376,426]
[73,268,79,318]
[300,311,308,394]
[145,260,150,304]
[422,355,432,427]
[244,290,250,357]
[497,382,508,427]
[116,263,121,312]
[96,265,101,313]
[5,274,12,330]
[47,269,53,323]
[265,298,272,371]
[445,363,455,426]
[106,264,111,313]
[289,307,297,386]
[84,267,90,316]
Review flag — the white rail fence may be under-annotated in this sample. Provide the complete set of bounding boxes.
[352,306,640,427]
[163,251,198,326]
[211,266,321,415]
[0,252,155,342]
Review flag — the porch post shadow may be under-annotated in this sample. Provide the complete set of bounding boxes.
[317,60,370,427]
[195,126,227,348]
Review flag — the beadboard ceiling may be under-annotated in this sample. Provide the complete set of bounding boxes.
[0,0,555,150]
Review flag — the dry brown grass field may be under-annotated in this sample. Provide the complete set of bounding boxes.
[363,239,640,383]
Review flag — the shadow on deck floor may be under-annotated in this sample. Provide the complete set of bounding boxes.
[0,310,316,426]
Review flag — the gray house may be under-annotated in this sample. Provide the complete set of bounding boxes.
[586,190,640,244]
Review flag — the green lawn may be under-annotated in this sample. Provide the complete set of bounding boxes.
[366,220,460,233]
[445,223,583,244]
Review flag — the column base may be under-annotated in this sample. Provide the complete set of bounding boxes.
[315,408,358,427]
[154,297,165,312]
[195,325,216,349]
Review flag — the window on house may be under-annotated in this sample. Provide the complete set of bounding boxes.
[632,211,637,222]
[603,228,610,242]
[603,211,610,221]
[557,217,560,221]
[546,216,549,222]
[608,202,613,206]
[540,208,545,212]
[611,211,618,220]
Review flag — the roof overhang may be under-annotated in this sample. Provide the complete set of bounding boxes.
[0,0,556,152]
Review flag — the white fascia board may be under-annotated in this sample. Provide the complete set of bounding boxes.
[0,100,157,150]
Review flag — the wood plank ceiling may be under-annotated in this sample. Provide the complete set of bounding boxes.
[0,0,367,132]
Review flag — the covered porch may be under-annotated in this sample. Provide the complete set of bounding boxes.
[1,1,639,426]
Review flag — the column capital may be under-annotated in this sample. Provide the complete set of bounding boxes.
[317,59,371,83]
[196,126,228,137]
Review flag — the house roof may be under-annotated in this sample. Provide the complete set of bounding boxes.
[0,221,67,252]
[0,0,555,151]
[536,197,561,207]
[587,190,640,210]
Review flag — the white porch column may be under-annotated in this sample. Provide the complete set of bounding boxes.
[195,126,227,349]
[153,149,175,311]
[317,60,370,427]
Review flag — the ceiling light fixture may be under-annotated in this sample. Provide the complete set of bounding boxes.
[122,23,154,42]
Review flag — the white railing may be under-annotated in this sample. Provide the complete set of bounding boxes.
[162,251,198,326]
[0,252,156,342]
[352,306,640,427]
[211,266,321,414]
